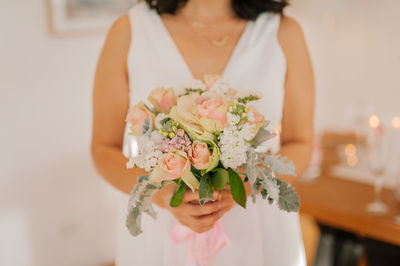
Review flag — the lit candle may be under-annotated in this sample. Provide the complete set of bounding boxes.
[392,116,400,200]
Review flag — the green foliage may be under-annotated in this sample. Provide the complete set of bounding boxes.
[237,94,261,104]
[277,180,300,212]
[142,117,152,135]
[252,126,276,146]
[126,177,170,237]
[227,168,247,208]
[159,118,179,138]
[199,174,214,205]
[169,181,187,207]
[243,148,300,212]
[210,168,229,190]
[264,155,297,176]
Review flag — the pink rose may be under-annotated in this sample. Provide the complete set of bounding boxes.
[203,74,221,91]
[150,150,200,191]
[195,93,228,132]
[125,102,154,136]
[148,87,176,113]
[190,141,212,170]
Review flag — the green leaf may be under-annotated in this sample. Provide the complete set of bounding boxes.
[199,174,214,205]
[261,189,268,199]
[137,175,149,183]
[169,182,187,207]
[202,145,221,174]
[210,168,228,190]
[142,117,152,135]
[227,168,247,208]
[277,180,300,212]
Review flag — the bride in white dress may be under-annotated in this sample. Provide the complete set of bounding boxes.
[91,0,315,265]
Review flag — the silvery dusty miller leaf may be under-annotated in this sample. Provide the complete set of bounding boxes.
[264,155,296,176]
[126,177,169,237]
[277,180,300,212]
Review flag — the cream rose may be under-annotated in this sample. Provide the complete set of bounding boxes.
[195,92,228,132]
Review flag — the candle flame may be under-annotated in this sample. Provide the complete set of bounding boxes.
[369,115,380,129]
[392,116,400,129]
[345,144,356,156]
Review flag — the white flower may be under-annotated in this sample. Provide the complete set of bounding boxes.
[155,113,167,130]
[209,78,233,96]
[239,123,256,141]
[247,111,255,122]
[227,112,241,126]
[131,131,163,171]
[219,126,250,169]
[174,79,206,96]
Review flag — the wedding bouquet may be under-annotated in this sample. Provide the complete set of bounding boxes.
[124,75,300,237]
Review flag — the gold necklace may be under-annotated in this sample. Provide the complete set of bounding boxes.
[182,16,233,47]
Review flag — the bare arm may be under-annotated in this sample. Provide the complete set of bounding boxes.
[91,15,146,195]
[277,16,315,184]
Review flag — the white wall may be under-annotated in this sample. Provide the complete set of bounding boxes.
[287,0,400,131]
[1,1,399,266]
[0,1,122,266]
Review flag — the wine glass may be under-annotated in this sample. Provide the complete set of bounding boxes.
[365,118,389,215]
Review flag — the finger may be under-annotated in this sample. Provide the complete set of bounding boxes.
[194,209,224,224]
[182,190,199,202]
[181,201,223,216]
[183,190,222,203]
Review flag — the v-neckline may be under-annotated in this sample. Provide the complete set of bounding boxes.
[153,11,252,81]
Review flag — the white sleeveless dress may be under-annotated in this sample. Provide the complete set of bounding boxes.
[116,2,306,266]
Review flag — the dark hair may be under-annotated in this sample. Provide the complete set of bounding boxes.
[145,0,289,20]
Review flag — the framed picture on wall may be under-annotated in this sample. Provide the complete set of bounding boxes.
[47,0,138,36]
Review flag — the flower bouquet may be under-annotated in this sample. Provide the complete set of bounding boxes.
[124,75,300,237]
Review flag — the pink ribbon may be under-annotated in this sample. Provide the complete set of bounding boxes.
[170,220,230,266]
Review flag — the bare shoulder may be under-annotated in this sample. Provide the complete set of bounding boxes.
[278,15,305,43]
[101,15,131,60]
[277,15,310,64]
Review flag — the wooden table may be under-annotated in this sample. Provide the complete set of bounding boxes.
[295,175,400,246]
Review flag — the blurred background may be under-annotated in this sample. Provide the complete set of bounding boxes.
[1,0,399,265]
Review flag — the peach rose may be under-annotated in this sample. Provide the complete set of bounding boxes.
[195,92,228,132]
[247,106,266,137]
[190,141,212,170]
[148,87,176,113]
[125,102,154,136]
[150,150,200,191]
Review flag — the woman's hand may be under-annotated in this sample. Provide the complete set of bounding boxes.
[152,183,237,233]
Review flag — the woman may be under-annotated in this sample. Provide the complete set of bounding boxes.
[91,0,314,265]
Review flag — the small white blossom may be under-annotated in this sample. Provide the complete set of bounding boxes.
[219,125,250,169]
[131,131,163,171]
[209,78,231,95]
[227,112,241,126]
[247,111,255,123]
[239,123,256,141]
[174,79,206,96]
